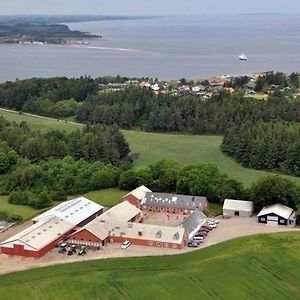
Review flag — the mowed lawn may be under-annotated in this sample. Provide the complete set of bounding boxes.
[0,232,299,300]
[123,130,300,186]
[84,189,127,207]
[1,108,300,186]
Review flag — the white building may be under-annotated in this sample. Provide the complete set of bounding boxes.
[223,199,254,217]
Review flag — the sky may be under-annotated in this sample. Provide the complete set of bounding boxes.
[0,0,299,15]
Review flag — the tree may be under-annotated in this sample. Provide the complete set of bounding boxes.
[118,170,138,190]
[250,176,300,209]
[33,190,53,209]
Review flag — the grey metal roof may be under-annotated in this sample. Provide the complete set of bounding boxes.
[142,192,207,211]
[179,211,207,238]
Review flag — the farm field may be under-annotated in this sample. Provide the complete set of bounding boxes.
[1,108,300,186]
[0,232,299,300]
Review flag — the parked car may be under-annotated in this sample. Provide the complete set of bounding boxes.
[208,219,219,224]
[121,241,131,249]
[187,241,199,248]
[197,230,208,235]
[207,223,217,229]
[195,233,207,238]
[201,226,212,231]
[193,236,205,242]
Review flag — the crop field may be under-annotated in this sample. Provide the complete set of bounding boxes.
[1,108,300,187]
[0,232,299,300]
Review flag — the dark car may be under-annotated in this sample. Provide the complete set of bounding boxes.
[201,226,212,231]
[195,233,207,238]
[197,231,208,236]
[188,241,199,248]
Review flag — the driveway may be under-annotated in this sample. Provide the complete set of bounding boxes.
[0,216,298,275]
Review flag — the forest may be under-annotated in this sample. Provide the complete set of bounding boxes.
[222,122,300,176]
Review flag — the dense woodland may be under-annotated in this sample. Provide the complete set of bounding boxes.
[222,122,300,176]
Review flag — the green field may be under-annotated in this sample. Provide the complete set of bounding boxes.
[0,232,299,299]
[1,108,300,186]
[0,195,41,220]
[84,189,127,207]
[124,130,300,186]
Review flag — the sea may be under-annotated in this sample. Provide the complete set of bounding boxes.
[0,14,300,82]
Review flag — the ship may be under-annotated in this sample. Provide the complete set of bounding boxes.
[238,53,248,61]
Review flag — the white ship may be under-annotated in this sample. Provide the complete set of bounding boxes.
[238,53,248,61]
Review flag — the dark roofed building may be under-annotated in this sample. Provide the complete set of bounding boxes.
[141,192,208,215]
[179,211,207,240]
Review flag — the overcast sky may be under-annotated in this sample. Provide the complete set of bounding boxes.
[0,0,299,15]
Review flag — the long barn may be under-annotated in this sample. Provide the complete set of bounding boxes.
[0,197,103,257]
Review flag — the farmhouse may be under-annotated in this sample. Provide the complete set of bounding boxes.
[0,197,103,257]
[141,192,208,214]
[179,211,207,240]
[68,201,186,249]
[223,199,254,217]
[122,185,152,207]
[257,204,297,227]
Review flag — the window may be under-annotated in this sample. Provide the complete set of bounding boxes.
[261,217,265,221]
[289,220,294,225]
[280,219,285,224]
[156,242,161,247]
[148,241,153,246]
[172,244,177,249]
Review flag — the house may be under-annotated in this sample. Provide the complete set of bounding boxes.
[257,204,297,227]
[0,197,104,257]
[223,199,254,217]
[179,211,207,240]
[122,186,152,207]
[141,192,208,215]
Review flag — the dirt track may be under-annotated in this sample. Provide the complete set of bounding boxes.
[0,216,298,276]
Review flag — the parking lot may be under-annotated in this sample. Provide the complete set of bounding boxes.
[0,216,299,275]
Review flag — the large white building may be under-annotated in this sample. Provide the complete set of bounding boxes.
[223,199,254,217]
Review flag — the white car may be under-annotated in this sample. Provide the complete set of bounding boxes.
[207,223,217,228]
[121,241,131,249]
[208,219,219,224]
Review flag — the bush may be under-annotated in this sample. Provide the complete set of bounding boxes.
[9,191,29,205]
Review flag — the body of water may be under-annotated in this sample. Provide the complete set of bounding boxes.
[0,14,300,81]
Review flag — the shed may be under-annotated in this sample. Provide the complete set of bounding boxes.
[257,204,296,227]
[223,199,253,217]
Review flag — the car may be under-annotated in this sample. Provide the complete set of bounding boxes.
[208,218,219,224]
[187,241,199,248]
[207,223,217,229]
[78,246,87,256]
[195,233,207,238]
[193,236,205,241]
[201,227,212,231]
[197,230,208,235]
[121,241,131,249]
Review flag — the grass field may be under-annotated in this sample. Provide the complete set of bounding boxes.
[0,195,41,220]
[124,130,300,186]
[0,232,299,299]
[84,189,127,207]
[1,108,300,187]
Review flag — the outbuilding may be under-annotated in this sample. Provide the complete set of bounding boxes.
[223,199,254,217]
[0,197,104,257]
[122,186,152,207]
[257,203,297,227]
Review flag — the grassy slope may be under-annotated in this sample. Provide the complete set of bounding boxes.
[83,189,128,208]
[1,109,300,187]
[0,232,299,299]
[124,130,300,186]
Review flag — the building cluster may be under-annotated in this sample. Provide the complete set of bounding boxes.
[0,188,297,259]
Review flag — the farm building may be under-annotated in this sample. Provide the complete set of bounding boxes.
[223,199,254,217]
[68,201,186,249]
[0,197,103,257]
[67,201,142,247]
[122,185,152,207]
[257,204,297,227]
[179,211,207,240]
[141,192,208,214]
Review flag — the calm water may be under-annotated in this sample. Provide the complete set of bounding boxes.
[1,15,300,81]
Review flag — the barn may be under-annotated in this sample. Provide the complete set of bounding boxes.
[223,199,254,217]
[0,197,104,257]
[122,185,152,207]
[257,203,297,227]
[67,201,142,247]
[141,192,208,215]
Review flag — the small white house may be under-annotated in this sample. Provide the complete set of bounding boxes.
[223,199,254,217]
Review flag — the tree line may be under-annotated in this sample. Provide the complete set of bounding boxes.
[0,117,131,166]
[222,122,300,176]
